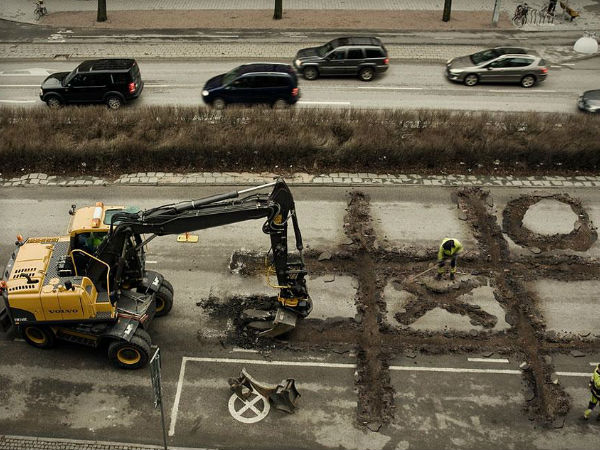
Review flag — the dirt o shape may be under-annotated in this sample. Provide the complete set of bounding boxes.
[502,194,597,252]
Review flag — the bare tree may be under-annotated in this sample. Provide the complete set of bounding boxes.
[97,0,107,22]
[274,0,282,20]
[442,0,452,22]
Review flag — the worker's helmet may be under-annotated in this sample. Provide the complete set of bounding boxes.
[443,240,454,251]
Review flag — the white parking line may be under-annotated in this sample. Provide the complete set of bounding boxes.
[297,101,351,105]
[0,84,39,87]
[145,260,158,264]
[168,356,557,436]
[467,357,509,364]
[0,100,36,103]
[231,348,259,353]
[168,357,188,436]
[590,362,599,366]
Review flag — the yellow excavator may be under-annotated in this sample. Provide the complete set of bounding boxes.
[0,179,312,369]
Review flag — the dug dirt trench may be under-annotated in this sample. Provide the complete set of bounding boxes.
[197,187,600,428]
[458,187,570,422]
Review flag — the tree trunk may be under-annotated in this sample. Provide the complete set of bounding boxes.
[273,0,283,20]
[442,0,452,22]
[97,0,107,22]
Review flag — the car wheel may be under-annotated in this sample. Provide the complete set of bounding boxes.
[22,325,56,349]
[273,99,289,109]
[463,74,479,87]
[212,98,226,110]
[358,67,375,82]
[46,96,63,108]
[106,95,123,110]
[303,67,319,81]
[520,75,536,88]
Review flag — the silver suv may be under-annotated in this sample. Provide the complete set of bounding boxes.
[446,47,548,88]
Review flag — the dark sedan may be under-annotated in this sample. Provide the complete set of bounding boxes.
[446,47,548,88]
[578,90,600,113]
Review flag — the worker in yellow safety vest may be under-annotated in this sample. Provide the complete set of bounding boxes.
[584,364,600,420]
[436,238,464,281]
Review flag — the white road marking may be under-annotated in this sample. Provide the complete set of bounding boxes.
[231,347,259,353]
[487,89,557,93]
[590,362,599,366]
[0,68,53,76]
[389,366,521,375]
[13,338,25,342]
[556,371,593,377]
[168,358,188,437]
[357,87,423,90]
[145,260,158,264]
[562,63,575,66]
[297,101,351,105]
[0,100,36,103]
[0,85,39,87]
[145,84,203,88]
[167,356,592,436]
[228,391,270,423]
[468,357,509,364]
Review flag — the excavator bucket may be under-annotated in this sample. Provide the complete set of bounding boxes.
[242,306,297,337]
[228,368,301,414]
[260,307,297,337]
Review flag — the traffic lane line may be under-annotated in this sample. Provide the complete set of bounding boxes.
[468,357,510,363]
[168,356,593,436]
[297,101,351,105]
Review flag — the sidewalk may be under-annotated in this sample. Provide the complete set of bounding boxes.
[3,172,599,189]
[2,0,600,31]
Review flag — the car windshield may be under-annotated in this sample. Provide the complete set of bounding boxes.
[470,49,500,65]
[222,67,239,85]
[317,42,334,57]
[63,68,78,85]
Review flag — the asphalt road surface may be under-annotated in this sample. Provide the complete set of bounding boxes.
[1,184,599,450]
[1,58,599,112]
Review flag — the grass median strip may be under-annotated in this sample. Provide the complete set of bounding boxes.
[1,106,598,177]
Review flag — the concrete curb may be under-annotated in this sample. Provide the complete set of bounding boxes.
[2,172,599,189]
[0,434,211,450]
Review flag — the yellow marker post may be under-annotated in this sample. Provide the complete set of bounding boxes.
[176,232,198,243]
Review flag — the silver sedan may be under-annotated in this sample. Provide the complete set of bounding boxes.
[446,48,548,88]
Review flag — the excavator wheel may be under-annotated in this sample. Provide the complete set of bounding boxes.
[22,325,56,349]
[108,335,150,370]
[161,279,174,296]
[154,285,173,317]
[133,328,152,347]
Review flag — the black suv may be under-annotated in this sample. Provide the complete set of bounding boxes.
[202,63,299,109]
[40,59,143,109]
[293,37,389,81]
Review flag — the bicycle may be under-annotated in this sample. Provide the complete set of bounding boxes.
[512,2,530,27]
[34,0,48,20]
